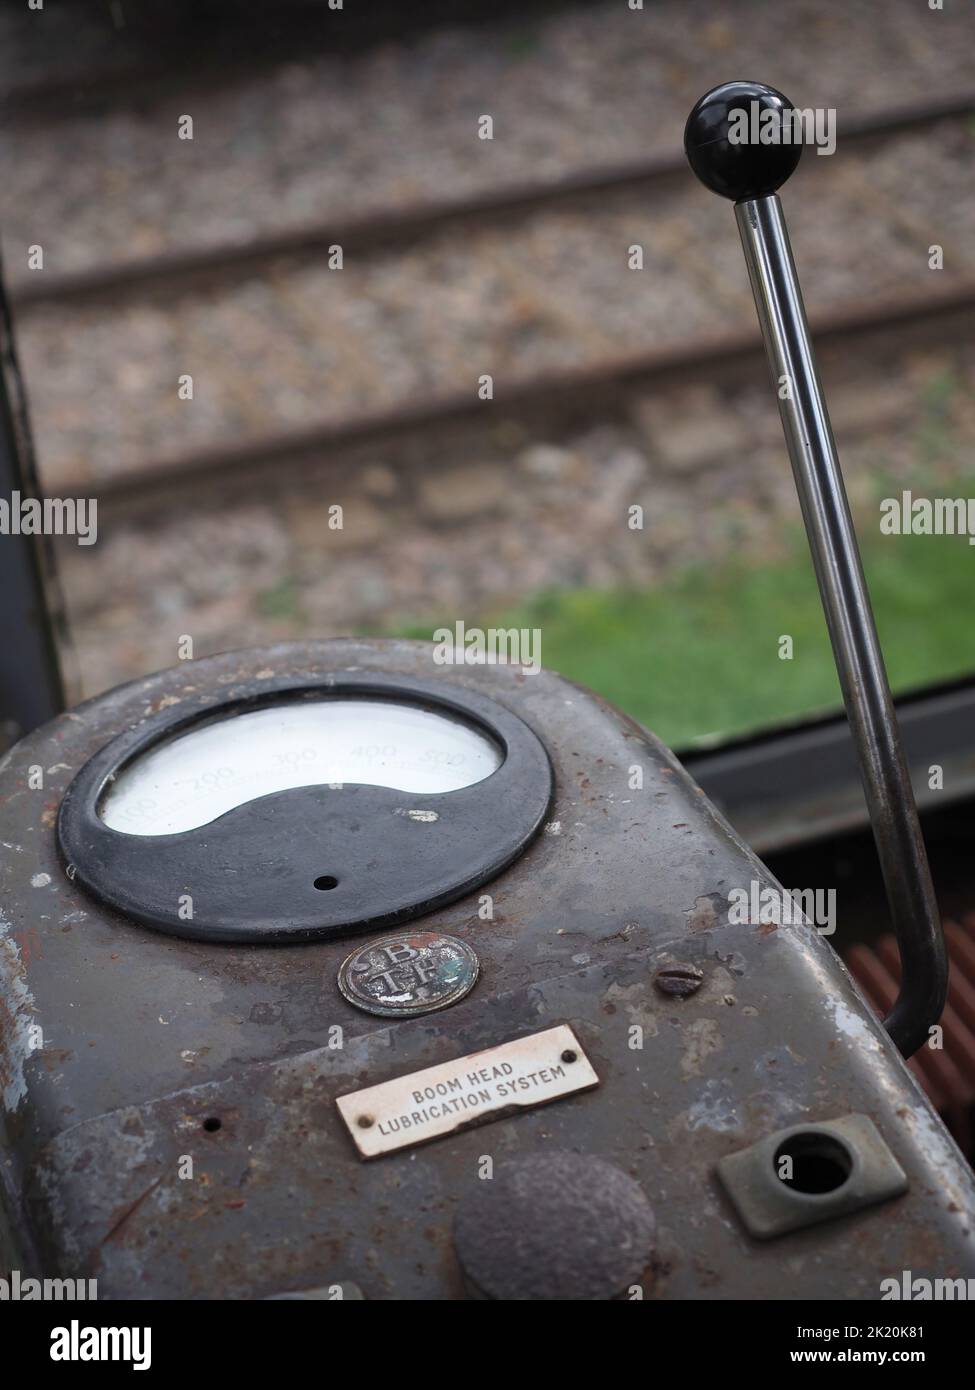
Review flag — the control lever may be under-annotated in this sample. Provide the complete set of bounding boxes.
[684,81,947,1057]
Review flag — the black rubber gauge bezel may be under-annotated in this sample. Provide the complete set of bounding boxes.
[57,671,553,944]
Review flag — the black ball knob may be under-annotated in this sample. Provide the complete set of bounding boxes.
[684,80,802,201]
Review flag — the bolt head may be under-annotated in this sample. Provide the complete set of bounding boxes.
[654,961,705,997]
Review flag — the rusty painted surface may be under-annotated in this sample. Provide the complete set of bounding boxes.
[1,638,974,1298]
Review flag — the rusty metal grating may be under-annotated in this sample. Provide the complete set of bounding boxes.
[845,915,975,1158]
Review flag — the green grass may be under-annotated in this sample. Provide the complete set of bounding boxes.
[394,481,975,748]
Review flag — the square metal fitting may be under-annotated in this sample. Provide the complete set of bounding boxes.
[716,1113,908,1240]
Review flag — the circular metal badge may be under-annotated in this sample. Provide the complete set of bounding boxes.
[338,931,479,1017]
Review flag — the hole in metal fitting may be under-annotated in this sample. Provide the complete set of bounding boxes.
[774,1131,852,1195]
[314,875,339,891]
[202,1116,222,1134]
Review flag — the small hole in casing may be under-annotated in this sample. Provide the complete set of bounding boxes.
[314,875,339,891]
[774,1132,852,1194]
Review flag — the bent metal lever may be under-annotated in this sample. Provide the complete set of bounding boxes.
[684,81,947,1057]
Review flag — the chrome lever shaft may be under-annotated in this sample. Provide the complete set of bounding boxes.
[685,82,947,1056]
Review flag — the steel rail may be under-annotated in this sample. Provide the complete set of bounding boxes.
[10,93,975,313]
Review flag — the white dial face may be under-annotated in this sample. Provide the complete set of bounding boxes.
[99,699,503,836]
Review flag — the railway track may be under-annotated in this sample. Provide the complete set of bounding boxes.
[5,0,964,703]
[13,98,975,508]
[77,280,975,517]
[4,0,974,537]
[10,92,975,312]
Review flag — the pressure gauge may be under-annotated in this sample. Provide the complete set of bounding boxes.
[100,699,503,836]
[58,672,552,944]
